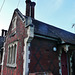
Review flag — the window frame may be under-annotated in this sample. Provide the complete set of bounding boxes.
[7,41,18,67]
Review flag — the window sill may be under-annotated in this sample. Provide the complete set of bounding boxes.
[6,63,16,68]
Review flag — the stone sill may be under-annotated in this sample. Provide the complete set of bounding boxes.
[6,63,16,68]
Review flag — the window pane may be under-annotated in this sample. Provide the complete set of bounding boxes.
[10,47,12,64]
[13,44,16,64]
[11,46,13,64]
[8,47,11,64]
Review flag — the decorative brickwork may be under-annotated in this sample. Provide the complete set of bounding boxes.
[29,37,59,75]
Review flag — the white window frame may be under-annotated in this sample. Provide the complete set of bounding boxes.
[7,41,18,67]
[12,16,17,30]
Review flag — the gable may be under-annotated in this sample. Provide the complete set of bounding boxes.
[8,11,17,35]
[7,9,25,37]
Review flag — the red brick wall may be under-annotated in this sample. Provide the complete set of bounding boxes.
[2,12,27,75]
[29,37,59,75]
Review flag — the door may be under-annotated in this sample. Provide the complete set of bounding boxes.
[61,50,68,75]
[72,52,75,75]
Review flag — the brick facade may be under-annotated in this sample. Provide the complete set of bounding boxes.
[29,37,59,75]
[2,12,27,75]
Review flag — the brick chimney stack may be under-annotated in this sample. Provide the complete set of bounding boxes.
[25,0,31,17]
[25,0,36,18]
[30,2,36,18]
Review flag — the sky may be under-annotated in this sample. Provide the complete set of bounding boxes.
[0,0,75,36]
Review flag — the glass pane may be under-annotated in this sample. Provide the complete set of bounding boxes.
[13,44,16,64]
[10,47,12,64]
[11,46,13,64]
[8,47,10,64]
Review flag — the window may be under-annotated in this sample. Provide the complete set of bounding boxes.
[12,16,17,30]
[7,42,18,67]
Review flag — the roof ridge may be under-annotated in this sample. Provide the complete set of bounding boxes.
[15,8,25,21]
[33,19,75,35]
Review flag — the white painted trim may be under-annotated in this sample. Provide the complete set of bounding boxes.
[23,25,34,75]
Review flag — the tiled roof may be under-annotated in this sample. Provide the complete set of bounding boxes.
[33,19,75,45]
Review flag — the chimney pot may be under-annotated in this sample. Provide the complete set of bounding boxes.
[30,2,36,18]
[1,29,7,37]
[30,2,36,6]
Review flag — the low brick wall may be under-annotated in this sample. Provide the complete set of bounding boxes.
[29,72,53,75]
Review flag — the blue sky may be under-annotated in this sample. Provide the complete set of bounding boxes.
[0,0,75,35]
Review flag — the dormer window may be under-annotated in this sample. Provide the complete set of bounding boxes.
[12,16,17,30]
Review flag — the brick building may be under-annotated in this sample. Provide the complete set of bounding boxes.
[1,0,75,75]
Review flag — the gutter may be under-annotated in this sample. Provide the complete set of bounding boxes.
[34,34,59,41]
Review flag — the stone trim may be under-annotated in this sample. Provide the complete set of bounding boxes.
[58,49,62,75]
[69,52,73,74]
[23,21,34,75]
